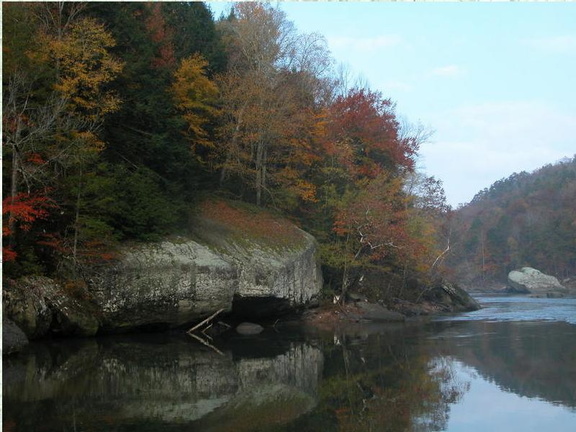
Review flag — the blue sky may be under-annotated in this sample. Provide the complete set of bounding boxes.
[207,1,576,207]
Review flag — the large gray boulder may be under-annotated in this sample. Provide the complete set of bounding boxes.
[87,239,239,332]
[85,225,322,331]
[3,202,323,335]
[508,267,567,295]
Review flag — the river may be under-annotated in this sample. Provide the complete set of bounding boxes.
[3,295,576,431]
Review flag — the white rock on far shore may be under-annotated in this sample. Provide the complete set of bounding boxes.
[507,267,567,294]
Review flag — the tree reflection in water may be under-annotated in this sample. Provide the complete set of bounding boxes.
[307,328,470,432]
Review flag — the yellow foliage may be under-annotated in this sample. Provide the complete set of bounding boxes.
[171,54,219,149]
[50,18,124,120]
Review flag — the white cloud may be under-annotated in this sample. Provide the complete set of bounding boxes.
[328,35,403,52]
[525,35,576,53]
[431,64,465,78]
[420,101,576,206]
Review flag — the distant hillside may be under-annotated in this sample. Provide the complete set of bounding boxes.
[447,156,576,287]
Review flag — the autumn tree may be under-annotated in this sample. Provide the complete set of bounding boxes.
[2,3,123,272]
[45,16,123,265]
[330,173,410,295]
[300,86,423,296]
[171,54,220,155]
[216,2,332,207]
[403,171,451,276]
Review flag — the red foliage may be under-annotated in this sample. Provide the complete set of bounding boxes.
[2,192,56,261]
[2,193,55,233]
[26,152,46,165]
[145,3,176,69]
[2,246,18,262]
[322,88,416,178]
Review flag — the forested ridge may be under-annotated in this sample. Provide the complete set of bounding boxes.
[3,2,455,302]
[447,156,576,287]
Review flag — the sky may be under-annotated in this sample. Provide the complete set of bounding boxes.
[207,1,576,207]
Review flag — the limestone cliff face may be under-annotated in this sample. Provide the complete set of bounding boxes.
[88,226,322,331]
[207,228,322,318]
[88,239,238,332]
[3,200,322,338]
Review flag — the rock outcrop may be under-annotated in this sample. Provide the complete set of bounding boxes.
[393,282,481,317]
[87,239,239,332]
[3,200,323,338]
[3,277,100,339]
[507,267,567,296]
[2,319,29,355]
[350,302,406,322]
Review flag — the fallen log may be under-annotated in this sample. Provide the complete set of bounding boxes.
[186,308,225,335]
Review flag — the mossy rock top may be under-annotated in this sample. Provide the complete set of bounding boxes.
[190,199,311,255]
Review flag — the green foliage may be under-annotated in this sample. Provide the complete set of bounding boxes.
[87,164,183,241]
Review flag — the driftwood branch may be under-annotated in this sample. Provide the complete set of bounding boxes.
[187,309,226,355]
[187,308,225,334]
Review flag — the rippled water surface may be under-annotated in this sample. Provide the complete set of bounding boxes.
[3,295,576,431]
[437,294,576,325]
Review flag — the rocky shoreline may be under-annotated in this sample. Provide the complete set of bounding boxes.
[301,283,481,331]
[2,201,482,356]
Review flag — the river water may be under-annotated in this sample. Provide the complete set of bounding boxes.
[3,295,576,431]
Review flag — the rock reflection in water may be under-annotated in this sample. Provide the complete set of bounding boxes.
[2,333,322,431]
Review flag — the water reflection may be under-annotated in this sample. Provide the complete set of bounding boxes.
[426,320,576,409]
[4,309,576,431]
[444,360,576,432]
[296,324,471,432]
[3,333,322,431]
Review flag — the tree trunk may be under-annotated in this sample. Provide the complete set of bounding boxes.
[255,140,266,206]
[72,168,83,269]
[219,105,245,187]
[8,143,20,248]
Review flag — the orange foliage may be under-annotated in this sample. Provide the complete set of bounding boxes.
[50,18,124,119]
[145,3,176,69]
[199,200,305,247]
[171,54,219,151]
